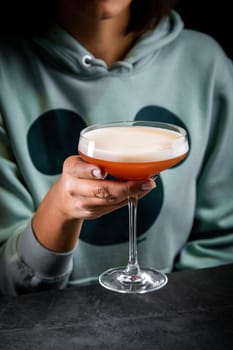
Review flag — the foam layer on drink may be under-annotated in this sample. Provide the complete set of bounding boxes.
[79,126,188,162]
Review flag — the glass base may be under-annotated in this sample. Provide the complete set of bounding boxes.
[99,266,168,294]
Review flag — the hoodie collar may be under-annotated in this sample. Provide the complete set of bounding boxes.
[32,11,183,78]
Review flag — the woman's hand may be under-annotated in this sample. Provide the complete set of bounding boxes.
[60,156,156,219]
[32,156,155,252]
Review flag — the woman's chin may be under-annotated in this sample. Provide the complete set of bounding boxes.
[80,0,132,20]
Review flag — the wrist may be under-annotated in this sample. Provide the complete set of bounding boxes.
[32,196,83,253]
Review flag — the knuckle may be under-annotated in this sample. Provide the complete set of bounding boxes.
[63,156,88,178]
[83,210,95,219]
[93,185,111,199]
[63,155,77,171]
[83,208,102,220]
[60,174,76,196]
[74,201,93,218]
[75,201,84,211]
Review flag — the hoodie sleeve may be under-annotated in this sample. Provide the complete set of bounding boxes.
[176,57,233,270]
[0,113,73,296]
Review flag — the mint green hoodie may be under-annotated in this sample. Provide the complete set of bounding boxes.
[0,12,233,295]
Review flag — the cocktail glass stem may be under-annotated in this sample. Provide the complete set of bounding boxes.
[121,196,142,282]
[99,174,167,293]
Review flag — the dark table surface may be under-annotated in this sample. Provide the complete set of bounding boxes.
[0,263,233,350]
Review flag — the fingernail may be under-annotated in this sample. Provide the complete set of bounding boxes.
[140,180,156,191]
[92,168,102,178]
[92,168,107,179]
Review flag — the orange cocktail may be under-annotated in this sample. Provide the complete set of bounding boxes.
[78,121,189,294]
[78,125,188,180]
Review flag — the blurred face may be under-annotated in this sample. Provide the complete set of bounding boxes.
[57,0,133,20]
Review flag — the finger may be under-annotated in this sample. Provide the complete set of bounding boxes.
[68,177,155,204]
[75,184,156,220]
[63,155,106,179]
[78,198,129,219]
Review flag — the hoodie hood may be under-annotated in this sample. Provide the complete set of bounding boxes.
[32,11,183,78]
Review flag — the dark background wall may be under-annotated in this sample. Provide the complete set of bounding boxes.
[0,1,231,59]
[176,0,232,59]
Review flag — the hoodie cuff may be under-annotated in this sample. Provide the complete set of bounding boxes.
[18,222,74,277]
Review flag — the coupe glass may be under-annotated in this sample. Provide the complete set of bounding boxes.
[78,120,189,294]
